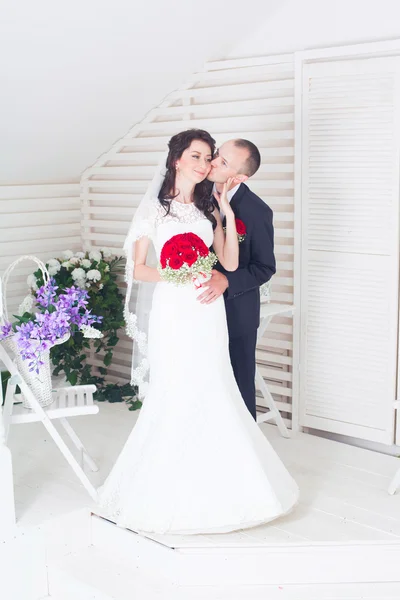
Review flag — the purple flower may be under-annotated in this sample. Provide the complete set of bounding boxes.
[0,322,13,340]
[8,278,102,371]
[36,277,58,308]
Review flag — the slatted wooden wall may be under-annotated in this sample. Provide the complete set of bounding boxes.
[81,53,295,426]
[0,184,81,318]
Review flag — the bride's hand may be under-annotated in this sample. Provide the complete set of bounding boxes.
[213,177,235,218]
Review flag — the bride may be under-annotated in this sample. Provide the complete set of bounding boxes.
[97,129,299,535]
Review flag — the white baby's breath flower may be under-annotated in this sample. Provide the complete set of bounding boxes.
[81,259,91,269]
[69,257,80,265]
[48,265,61,276]
[71,267,86,281]
[62,261,72,269]
[85,282,91,288]
[27,274,38,291]
[99,283,104,290]
[101,247,112,258]
[104,265,110,273]
[80,324,103,339]
[18,295,34,316]
[62,250,74,260]
[48,259,61,267]
[86,269,101,282]
[89,250,102,263]
[75,251,85,259]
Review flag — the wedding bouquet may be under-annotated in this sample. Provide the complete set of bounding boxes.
[158,233,217,288]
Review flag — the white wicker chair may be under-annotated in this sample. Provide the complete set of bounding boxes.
[0,256,99,500]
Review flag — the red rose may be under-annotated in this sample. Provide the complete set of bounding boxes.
[169,255,184,270]
[165,241,179,255]
[178,240,192,251]
[197,241,209,257]
[235,219,246,236]
[187,233,201,246]
[182,250,197,267]
[160,252,167,268]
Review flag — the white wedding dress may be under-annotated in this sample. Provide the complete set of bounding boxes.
[97,199,299,535]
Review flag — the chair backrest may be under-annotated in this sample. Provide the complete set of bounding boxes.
[0,255,49,325]
[260,280,271,304]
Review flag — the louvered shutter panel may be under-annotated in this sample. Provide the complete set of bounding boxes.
[299,57,400,443]
[0,183,81,318]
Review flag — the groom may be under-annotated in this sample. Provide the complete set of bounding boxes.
[198,139,276,420]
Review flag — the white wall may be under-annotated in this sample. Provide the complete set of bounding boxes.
[228,0,400,57]
[0,0,281,186]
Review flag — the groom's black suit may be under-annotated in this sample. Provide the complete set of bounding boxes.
[215,183,276,420]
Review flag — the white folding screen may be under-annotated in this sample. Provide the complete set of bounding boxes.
[81,54,295,426]
[297,56,400,444]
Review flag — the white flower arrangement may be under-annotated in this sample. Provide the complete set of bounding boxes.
[71,267,86,281]
[22,248,138,409]
[27,248,119,297]
[48,259,61,267]
[101,247,112,258]
[27,273,38,291]
[47,258,61,276]
[18,294,34,316]
[86,269,101,282]
[79,324,104,339]
[89,250,102,263]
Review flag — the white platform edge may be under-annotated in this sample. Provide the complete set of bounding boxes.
[90,514,400,586]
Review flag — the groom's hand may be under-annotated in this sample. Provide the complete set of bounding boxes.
[197,270,229,304]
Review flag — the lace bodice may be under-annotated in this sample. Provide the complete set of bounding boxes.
[155,200,208,226]
[154,200,214,256]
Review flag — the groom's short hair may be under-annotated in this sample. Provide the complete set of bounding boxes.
[234,139,261,178]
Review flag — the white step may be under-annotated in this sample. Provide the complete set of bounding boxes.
[46,546,400,600]
[0,529,48,600]
[47,546,176,600]
[91,514,400,587]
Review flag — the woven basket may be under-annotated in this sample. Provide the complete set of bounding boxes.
[0,255,69,409]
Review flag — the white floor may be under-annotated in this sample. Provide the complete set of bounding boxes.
[7,400,400,598]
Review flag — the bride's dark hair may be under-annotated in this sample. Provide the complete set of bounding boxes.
[158,129,216,228]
